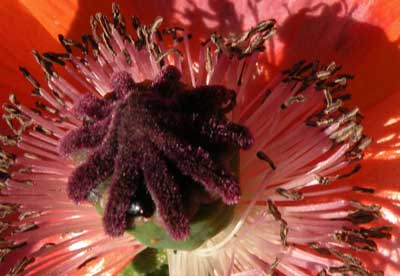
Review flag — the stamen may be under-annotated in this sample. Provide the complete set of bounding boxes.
[19,67,41,89]
[352,186,375,194]
[0,5,392,276]
[256,151,276,170]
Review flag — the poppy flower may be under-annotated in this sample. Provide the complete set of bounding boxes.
[1,1,400,275]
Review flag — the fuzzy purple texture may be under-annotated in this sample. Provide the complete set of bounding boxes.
[103,136,141,237]
[110,70,136,98]
[58,116,111,156]
[73,93,113,120]
[60,66,253,239]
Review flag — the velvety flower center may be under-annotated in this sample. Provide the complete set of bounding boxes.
[59,65,253,242]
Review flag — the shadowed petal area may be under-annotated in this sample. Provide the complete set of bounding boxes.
[276,1,400,110]
[173,0,400,110]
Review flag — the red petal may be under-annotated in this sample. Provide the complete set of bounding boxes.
[0,1,63,105]
[351,89,400,190]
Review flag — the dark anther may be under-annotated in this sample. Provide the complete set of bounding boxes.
[267,199,282,221]
[256,151,276,170]
[96,13,112,39]
[280,219,289,247]
[19,67,40,89]
[334,229,378,252]
[42,52,69,66]
[32,50,56,78]
[276,187,303,200]
[281,95,305,109]
[345,209,380,225]
[131,15,141,30]
[7,257,34,275]
[360,226,392,239]
[352,186,375,194]
[337,164,361,179]
[237,62,246,86]
[112,3,127,37]
[90,16,100,43]
[82,34,99,51]
[58,34,72,53]
[35,101,57,114]
[61,36,87,53]
[78,257,99,269]
[337,73,355,80]
[282,60,305,75]
[261,89,272,104]
[309,243,331,256]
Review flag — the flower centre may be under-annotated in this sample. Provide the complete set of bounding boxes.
[59,65,253,249]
